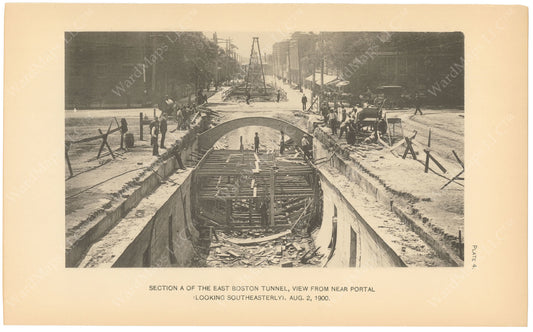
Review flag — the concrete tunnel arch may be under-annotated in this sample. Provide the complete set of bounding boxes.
[197,116,312,151]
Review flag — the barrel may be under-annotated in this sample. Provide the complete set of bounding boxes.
[125,133,134,148]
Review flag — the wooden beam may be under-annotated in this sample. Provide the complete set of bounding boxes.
[96,121,115,159]
[65,144,73,177]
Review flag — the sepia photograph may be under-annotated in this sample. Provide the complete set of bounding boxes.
[4,3,528,326]
[65,30,465,268]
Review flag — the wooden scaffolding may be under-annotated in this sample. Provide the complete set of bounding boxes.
[192,149,317,230]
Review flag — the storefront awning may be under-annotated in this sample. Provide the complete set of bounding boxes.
[305,74,339,85]
[335,80,350,87]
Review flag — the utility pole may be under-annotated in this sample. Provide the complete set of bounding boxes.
[287,46,291,85]
[311,58,316,111]
[319,36,325,112]
[214,34,239,86]
[298,44,302,89]
[149,34,162,103]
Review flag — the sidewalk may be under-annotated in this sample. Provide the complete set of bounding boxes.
[269,76,314,112]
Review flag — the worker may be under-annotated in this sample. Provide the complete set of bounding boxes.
[350,105,358,120]
[254,132,260,153]
[277,90,281,102]
[120,118,128,150]
[280,131,285,155]
[321,103,329,123]
[339,117,350,139]
[151,118,159,156]
[414,93,423,115]
[159,114,167,149]
[149,118,157,146]
[182,106,191,130]
[301,94,308,111]
[346,119,356,145]
[176,107,184,130]
[329,108,338,135]
[301,135,311,160]
[377,118,388,136]
[341,106,347,123]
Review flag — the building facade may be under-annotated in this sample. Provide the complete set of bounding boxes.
[271,32,464,106]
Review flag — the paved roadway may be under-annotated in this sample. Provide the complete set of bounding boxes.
[206,76,312,151]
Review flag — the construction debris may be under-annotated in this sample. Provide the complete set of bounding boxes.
[204,229,323,268]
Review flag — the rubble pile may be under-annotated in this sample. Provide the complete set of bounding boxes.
[206,229,323,268]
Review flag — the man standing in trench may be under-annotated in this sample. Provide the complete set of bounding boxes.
[254,132,260,154]
[301,93,308,111]
[280,131,285,155]
[301,135,312,161]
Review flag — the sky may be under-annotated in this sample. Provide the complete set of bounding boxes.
[203,31,302,63]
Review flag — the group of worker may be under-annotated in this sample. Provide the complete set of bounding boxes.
[149,102,204,156]
[250,131,312,161]
[321,103,365,145]
[173,103,199,131]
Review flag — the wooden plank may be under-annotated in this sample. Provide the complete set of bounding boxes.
[69,126,121,145]
[402,137,417,160]
[98,128,115,159]
[440,169,464,190]
[65,145,73,177]
[226,230,292,246]
[452,150,464,168]
[96,121,114,159]
[424,149,447,173]
[378,136,390,148]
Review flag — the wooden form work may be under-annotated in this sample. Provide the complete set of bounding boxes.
[193,149,316,229]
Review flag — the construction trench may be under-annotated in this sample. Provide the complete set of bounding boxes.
[68,105,458,269]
